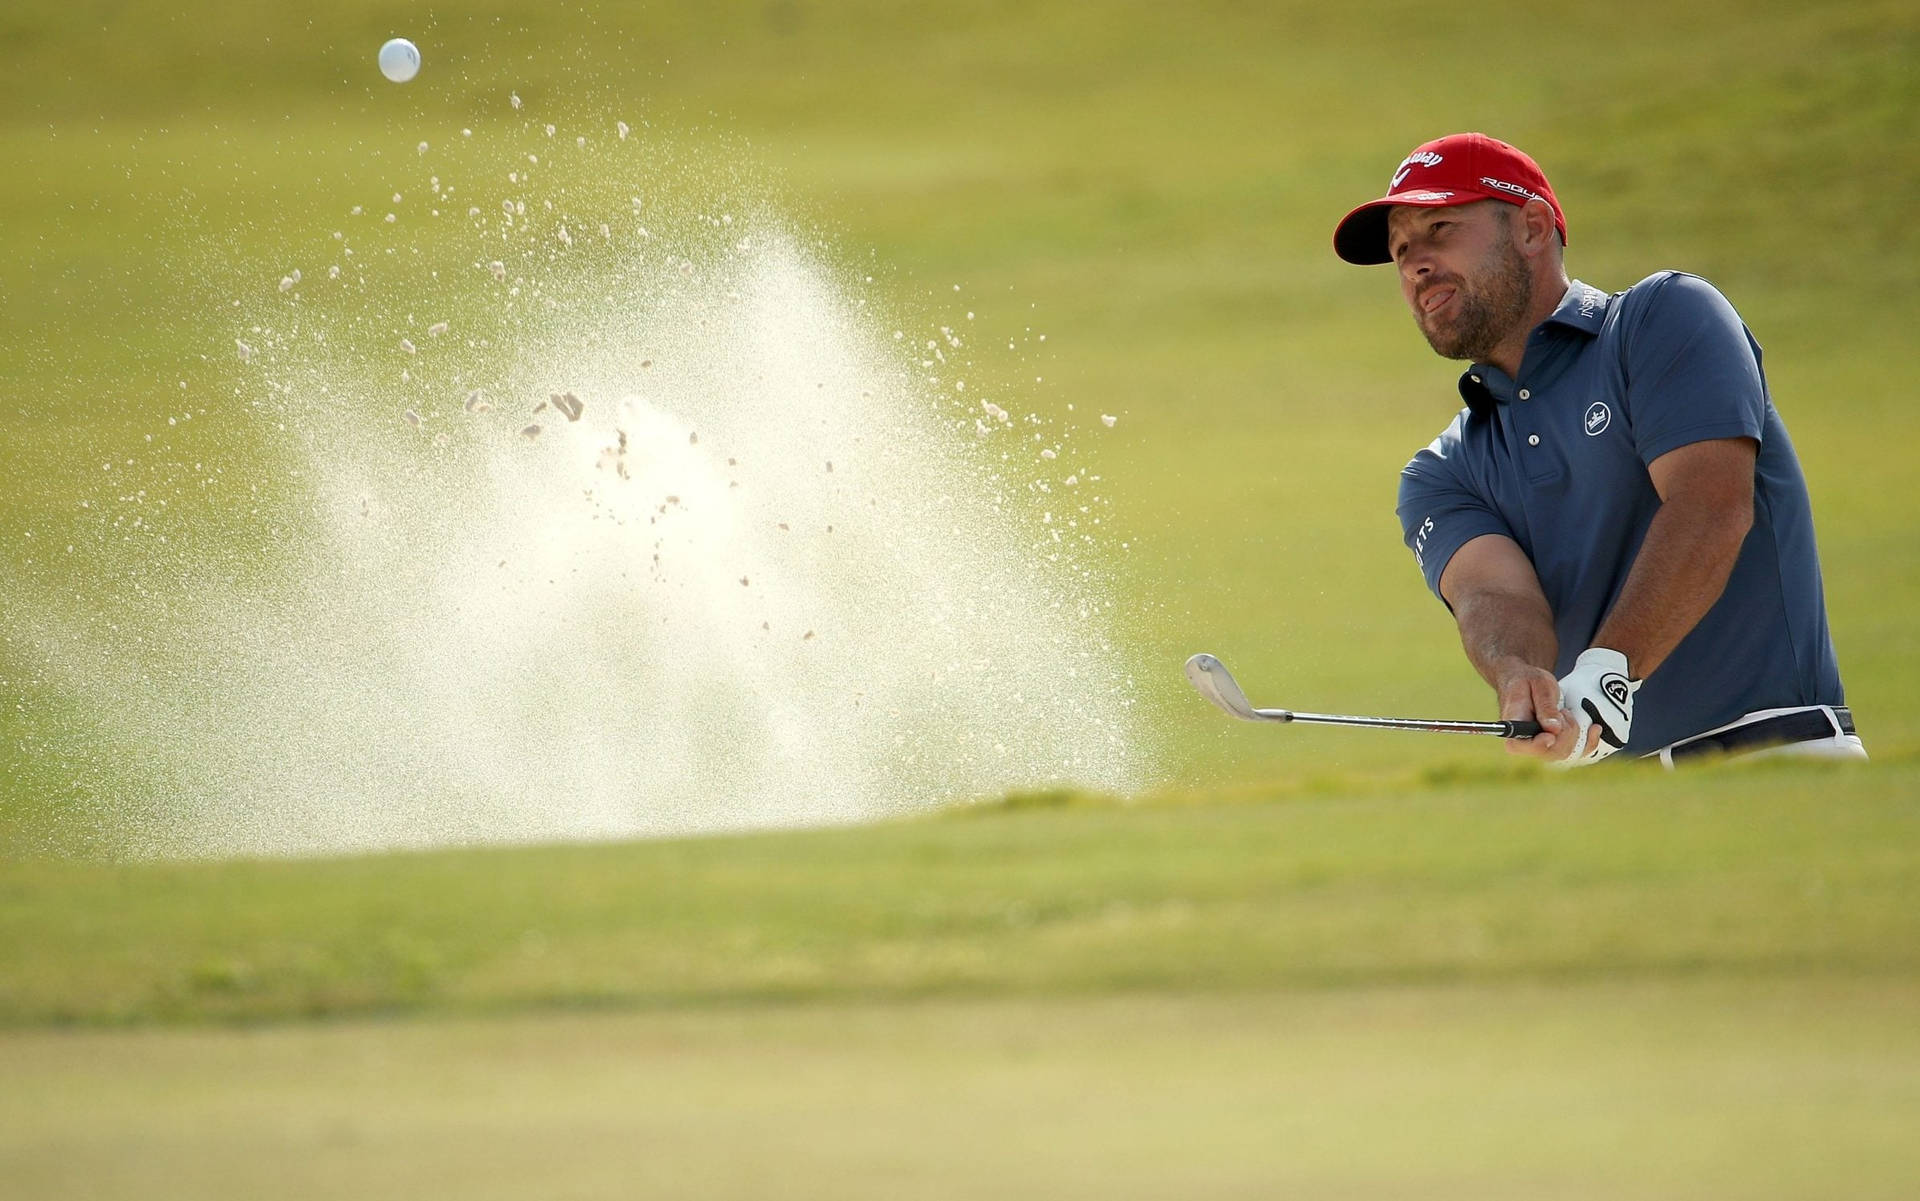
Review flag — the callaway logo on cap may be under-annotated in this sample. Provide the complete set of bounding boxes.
[1333,132,1567,265]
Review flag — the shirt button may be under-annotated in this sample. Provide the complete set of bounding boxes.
[1528,434,1540,446]
[1469,375,1482,384]
[1518,388,1532,400]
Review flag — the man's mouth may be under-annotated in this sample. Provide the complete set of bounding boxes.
[1420,286,1456,317]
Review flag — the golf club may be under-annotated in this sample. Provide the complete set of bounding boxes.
[1184,653,1542,738]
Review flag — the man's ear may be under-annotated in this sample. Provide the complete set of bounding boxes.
[1517,199,1558,257]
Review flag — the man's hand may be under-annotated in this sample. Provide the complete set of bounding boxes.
[1555,647,1639,765]
[1494,663,1573,760]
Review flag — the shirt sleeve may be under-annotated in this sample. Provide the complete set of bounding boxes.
[1622,272,1768,465]
[1397,417,1513,606]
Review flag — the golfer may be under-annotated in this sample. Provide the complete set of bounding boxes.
[1333,132,1863,766]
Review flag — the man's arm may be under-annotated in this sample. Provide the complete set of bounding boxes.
[1438,534,1574,760]
[1592,436,1757,678]
[1441,437,1758,762]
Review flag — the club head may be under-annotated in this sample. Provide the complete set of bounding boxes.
[1183,653,1289,723]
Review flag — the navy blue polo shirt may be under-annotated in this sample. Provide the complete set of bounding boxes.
[1397,272,1845,754]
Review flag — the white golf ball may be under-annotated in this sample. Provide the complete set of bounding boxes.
[378,38,421,84]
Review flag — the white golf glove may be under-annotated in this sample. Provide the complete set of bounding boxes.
[1556,647,1639,765]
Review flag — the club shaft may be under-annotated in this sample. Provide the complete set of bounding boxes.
[1276,710,1540,737]
[1185,653,1542,739]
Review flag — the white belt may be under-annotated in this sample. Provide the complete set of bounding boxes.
[1648,704,1860,768]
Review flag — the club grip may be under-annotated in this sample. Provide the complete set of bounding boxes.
[1502,719,1543,739]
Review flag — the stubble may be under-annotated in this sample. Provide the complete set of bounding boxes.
[1417,220,1534,363]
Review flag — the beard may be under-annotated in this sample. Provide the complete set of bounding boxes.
[1414,223,1534,363]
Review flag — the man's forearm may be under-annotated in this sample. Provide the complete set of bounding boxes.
[1454,586,1560,693]
[1593,494,1750,679]
[1436,534,1575,756]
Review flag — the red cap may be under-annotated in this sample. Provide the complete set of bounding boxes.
[1333,133,1567,265]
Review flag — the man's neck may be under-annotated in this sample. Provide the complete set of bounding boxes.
[1485,276,1572,378]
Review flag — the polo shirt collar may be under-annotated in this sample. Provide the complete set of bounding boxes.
[1458,280,1611,414]
[1543,279,1611,335]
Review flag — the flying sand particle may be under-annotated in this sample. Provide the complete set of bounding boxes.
[520,424,541,440]
[1101,414,1117,428]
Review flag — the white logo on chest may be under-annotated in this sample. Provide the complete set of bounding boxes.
[1584,401,1612,436]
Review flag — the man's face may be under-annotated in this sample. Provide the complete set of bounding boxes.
[1386,201,1533,363]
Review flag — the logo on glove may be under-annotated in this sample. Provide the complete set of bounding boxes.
[1559,647,1639,766]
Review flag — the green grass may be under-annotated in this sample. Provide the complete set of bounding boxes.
[4,761,1919,1197]
[6,983,1918,1200]
[4,759,1918,1027]
[3,1,1919,1196]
